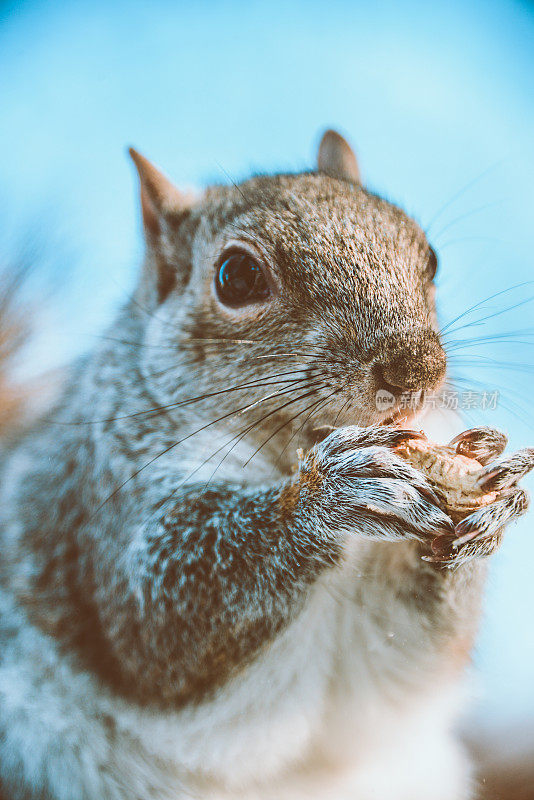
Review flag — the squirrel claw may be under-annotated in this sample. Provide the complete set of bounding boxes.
[430,532,457,556]
[449,427,507,465]
[310,425,336,444]
[476,448,534,491]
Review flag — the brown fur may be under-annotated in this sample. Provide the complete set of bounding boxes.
[0,291,27,434]
[278,451,325,518]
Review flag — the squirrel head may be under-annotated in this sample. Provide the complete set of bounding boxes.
[128,131,446,455]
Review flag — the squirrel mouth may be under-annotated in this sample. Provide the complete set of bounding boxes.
[380,388,427,429]
[308,406,419,445]
[382,408,419,429]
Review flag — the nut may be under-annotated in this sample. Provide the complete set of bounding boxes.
[395,437,496,524]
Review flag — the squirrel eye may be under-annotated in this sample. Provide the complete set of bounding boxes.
[215,251,270,307]
[426,247,438,280]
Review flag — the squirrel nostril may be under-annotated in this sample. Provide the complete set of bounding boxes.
[373,363,406,396]
[373,336,447,397]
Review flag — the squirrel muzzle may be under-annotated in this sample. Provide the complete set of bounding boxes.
[373,329,446,396]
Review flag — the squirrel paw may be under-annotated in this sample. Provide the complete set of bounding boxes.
[295,425,454,542]
[424,442,534,567]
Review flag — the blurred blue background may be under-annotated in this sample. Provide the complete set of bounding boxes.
[1,0,533,725]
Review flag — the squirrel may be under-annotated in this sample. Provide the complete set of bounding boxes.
[0,129,533,800]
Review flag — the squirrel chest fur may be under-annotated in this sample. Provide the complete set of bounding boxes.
[0,129,532,800]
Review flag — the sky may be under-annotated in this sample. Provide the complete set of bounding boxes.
[1,0,534,724]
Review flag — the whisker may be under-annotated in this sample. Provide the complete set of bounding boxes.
[441,379,480,428]
[214,161,249,203]
[449,371,522,396]
[248,352,323,360]
[438,235,504,251]
[128,294,187,334]
[424,161,502,234]
[440,281,534,335]
[331,397,351,429]
[149,384,330,507]
[445,294,534,338]
[444,329,534,351]
[96,335,259,350]
[447,340,534,352]
[272,392,338,472]
[432,201,502,243]
[55,370,321,426]
[92,380,328,516]
[449,374,532,428]
[203,385,330,485]
[96,333,326,360]
[235,377,325,414]
[242,389,337,468]
[448,356,534,375]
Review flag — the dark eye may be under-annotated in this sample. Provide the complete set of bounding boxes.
[215,251,270,307]
[426,247,438,280]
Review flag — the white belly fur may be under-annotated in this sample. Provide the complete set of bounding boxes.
[0,549,472,800]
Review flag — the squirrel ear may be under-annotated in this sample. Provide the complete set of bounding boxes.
[129,148,190,236]
[129,149,195,304]
[317,129,360,183]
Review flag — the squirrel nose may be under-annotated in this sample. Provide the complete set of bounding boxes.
[373,333,446,396]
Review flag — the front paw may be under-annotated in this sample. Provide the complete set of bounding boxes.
[424,432,534,567]
[292,425,454,542]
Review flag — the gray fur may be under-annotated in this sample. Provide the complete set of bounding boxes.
[0,131,531,799]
